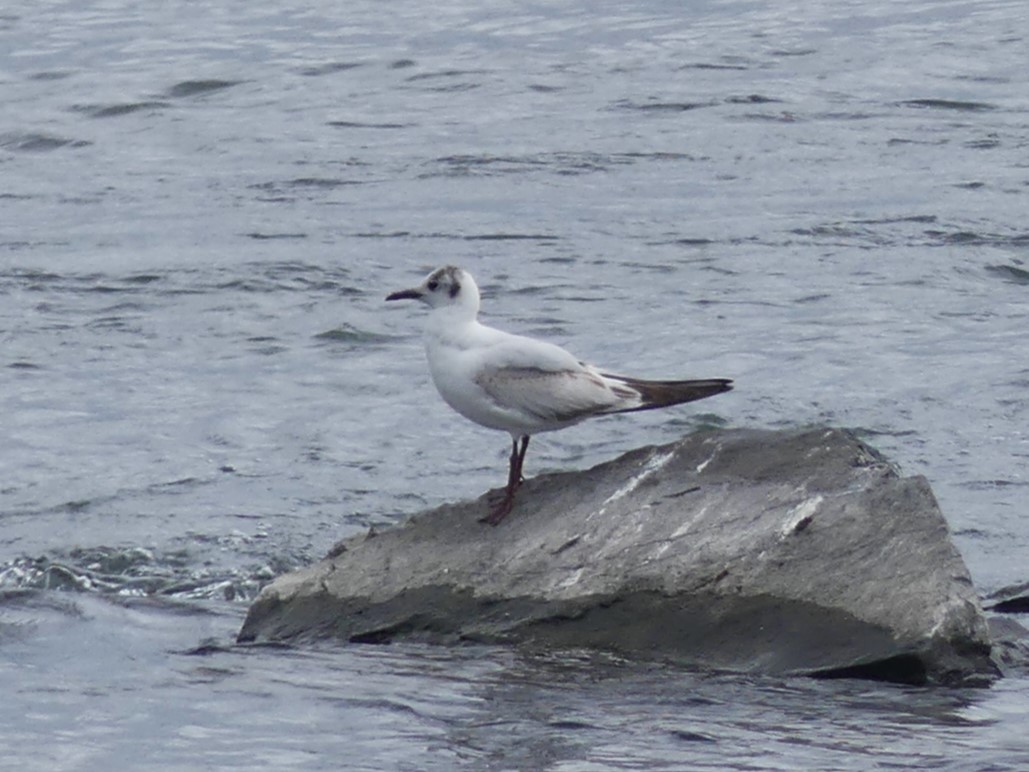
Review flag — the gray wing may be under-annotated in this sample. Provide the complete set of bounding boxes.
[475,366,637,425]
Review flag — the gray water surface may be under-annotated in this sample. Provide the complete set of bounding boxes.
[2,0,1028,768]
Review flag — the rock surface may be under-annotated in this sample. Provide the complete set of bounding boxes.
[238,427,997,685]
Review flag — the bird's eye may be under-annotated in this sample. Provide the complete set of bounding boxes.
[427,279,439,291]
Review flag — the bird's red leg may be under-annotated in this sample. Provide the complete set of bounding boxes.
[512,435,529,486]
[481,435,530,526]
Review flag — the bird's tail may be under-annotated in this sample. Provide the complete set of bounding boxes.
[601,374,733,413]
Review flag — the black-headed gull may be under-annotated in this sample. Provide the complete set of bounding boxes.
[386,265,732,525]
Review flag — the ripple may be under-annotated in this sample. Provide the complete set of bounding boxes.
[72,101,170,118]
[771,47,818,57]
[613,99,715,113]
[985,264,1029,285]
[725,94,783,104]
[899,98,997,112]
[314,324,396,346]
[124,273,164,284]
[28,70,74,81]
[165,79,241,98]
[249,177,365,200]
[244,232,308,240]
[421,151,667,178]
[353,230,412,239]
[960,479,1029,490]
[986,581,1029,613]
[965,136,1002,149]
[253,177,363,190]
[463,233,560,241]
[401,69,485,92]
[926,230,1029,247]
[0,131,90,152]
[327,120,410,129]
[668,728,718,743]
[679,61,750,71]
[297,61,364,77]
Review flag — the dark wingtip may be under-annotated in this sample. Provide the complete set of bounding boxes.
[603,375,734,412]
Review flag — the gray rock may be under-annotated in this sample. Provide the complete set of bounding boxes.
[238,427,997,685]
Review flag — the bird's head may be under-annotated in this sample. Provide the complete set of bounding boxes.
[386,265,481,315]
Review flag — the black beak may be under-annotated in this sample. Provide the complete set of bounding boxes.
[385,288,422,301]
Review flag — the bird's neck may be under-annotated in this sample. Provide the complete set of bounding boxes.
[425,304,479,343]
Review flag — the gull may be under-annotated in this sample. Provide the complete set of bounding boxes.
[386,266,732,525]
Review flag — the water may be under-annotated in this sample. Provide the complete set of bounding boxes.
[2,0,1028,768]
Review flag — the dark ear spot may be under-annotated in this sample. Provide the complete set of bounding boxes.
[448,280,460,298]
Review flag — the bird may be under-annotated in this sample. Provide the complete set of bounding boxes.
[385,265,732,525]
